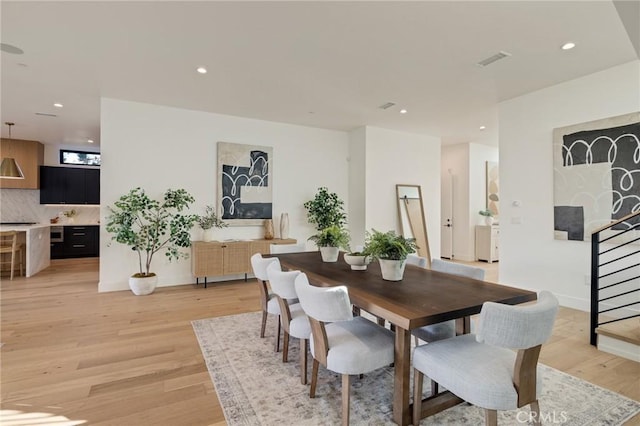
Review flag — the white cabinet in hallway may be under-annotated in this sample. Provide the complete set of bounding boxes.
[475,225,499,263]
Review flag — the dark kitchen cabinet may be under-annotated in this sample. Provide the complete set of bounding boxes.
[51,226,99,259]
[40,166,100,205]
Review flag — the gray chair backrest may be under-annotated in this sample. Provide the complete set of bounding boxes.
[294,273,353,323]
[406,254,428,268]
[431,258,485,280]
[266,262,300,299]
[270,243,306,254]
[476,291,559,349]
[250,253,281,281]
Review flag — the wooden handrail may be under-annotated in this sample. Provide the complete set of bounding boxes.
[592,211,640,235]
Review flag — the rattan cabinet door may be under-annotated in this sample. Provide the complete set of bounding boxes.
[222,242,250,274]
[191,241,224,277]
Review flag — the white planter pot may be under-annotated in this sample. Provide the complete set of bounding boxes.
[344,253,371,271]
[484,216,494,226]
[129,274,158,295]
[203,228,215,242]
[320,246,340,262]
[379,259,406,281]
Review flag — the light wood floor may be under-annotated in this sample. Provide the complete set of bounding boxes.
[1,259,638,425]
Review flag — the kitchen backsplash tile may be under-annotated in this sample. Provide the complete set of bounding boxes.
[0,189,100,224]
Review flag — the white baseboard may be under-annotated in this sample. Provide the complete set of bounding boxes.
[598,335,640,362]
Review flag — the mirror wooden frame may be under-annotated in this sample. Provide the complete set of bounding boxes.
[396,184,431,267]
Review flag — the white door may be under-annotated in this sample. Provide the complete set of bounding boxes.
[441,170,453,259]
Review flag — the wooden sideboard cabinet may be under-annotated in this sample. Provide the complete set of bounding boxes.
[475,225,499,263]
[191,238,296,287]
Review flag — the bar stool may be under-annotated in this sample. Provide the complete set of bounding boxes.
[0,231,24,280]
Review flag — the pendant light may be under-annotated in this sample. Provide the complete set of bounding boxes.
[1,122,25,179]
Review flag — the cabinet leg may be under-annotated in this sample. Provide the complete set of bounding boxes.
[205,277,207,289]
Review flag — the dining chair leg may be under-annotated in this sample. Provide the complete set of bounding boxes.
[300,338,308,385]
[310,359,319,398]
[342,374,351,426]
[10,250,15,280]
[530,400,541,425]
[274,316,281,352]
[430,380,439,396]
[485,409,497,426]
[260,311,268,338]
[413,368,423,425]
[282,331,290,362]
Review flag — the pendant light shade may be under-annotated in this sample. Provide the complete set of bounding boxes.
[1,121,25,179]
[0,157,24,179]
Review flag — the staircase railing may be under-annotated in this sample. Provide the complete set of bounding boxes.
[590,211,640,346]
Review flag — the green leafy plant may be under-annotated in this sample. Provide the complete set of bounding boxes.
[362,229,417,261]
[478,209,494,217]
[106,187,198,277]
[197,205,227,230]
[303,187,347,231]
[308,225,350,249]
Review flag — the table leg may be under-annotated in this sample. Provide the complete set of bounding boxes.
[455,316,471,335]
[393,326,412,426]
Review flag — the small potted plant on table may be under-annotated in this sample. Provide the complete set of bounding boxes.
[363,229,417,281]
[479,209,495,225]
[308,225,350,262]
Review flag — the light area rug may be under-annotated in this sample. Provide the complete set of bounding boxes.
[192,312,640,425]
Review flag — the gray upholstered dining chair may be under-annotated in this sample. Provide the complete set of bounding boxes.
[406,253,428,268]
[412,258,485,394]
[412,291,559,426]
[413,259,485,342]
[294,273,395,426]
[250,253,284,351]
[266,262,311,384]
[270,243,306,254]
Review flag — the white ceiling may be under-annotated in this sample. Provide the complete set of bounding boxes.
[1,1,638,148]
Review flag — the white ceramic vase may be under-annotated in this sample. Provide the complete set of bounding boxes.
[320,246,340,262]
[129,274,158,296]
[280,213,289,239]
[203,228,215,242]
[485,216,494,226]
[379,259,406,281]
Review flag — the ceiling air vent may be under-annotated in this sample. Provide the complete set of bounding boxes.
[35,112,57,117]
[378,102,396,110]
[476,51,512,67]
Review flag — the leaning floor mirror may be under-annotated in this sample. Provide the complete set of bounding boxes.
[396,184,431,266]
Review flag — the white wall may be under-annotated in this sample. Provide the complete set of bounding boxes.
[499,60,640,311]
[99,98,349,292]
[348,127,367,248]
[364,126,441,260]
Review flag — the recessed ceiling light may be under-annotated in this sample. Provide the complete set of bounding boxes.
[87,139,94,144]
[53,103,63,108]
[400,109,407,114]
[196,67,207,74]
[561,42,575,50]
[479,126,486,130]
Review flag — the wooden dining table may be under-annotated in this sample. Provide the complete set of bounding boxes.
[275,251,537,426]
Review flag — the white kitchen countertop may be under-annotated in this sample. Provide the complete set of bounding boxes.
[0,223,51,231]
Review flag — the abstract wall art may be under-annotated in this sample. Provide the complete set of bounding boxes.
[217,142,273,225]
[486,161,500,217]
[553,112,640,241]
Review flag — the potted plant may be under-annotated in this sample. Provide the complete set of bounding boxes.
[105,187,198,295]
[363,229,418,281]
[343,249,371,271]
[197,205,227,242]
[479,209,494,225]
[303,187,347,231]
[308,225,350,262]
